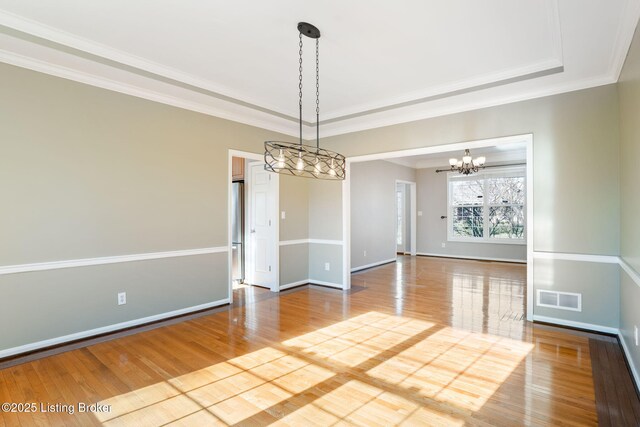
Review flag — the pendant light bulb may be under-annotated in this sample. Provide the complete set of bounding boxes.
[296,152,304,171]
[277,149,285,169]
[329,159,336,176]
[462,149,472,164]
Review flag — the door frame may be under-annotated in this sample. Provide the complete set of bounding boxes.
[342,134,534,321]
[228,150,280,303]
[395,179,417,256]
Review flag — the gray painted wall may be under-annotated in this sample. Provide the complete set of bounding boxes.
[621,272,640,374]
[1,254,226,350]
[416,166,527,261]
[533,259,619,328]
[619,25,640,273]
[350,161,415,270]
[309,180,343,240]
[309,243,343,285]
[279,244,309,286]
[0,63,291,352]
[280,176,309,241]
[279,175,309,287]
[617,21,640,376]
[308,180,343,284]
[323,84,620,326]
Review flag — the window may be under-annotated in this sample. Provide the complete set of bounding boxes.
[448,167,525,244]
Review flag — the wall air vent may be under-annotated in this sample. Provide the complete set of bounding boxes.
[536,290,582,312]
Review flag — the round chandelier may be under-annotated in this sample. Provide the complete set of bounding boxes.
[264,22,345,180]
[448,149,486,175]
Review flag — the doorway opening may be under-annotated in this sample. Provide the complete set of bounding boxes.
[228,150,279,302]
[395,180,417,257]
[343,134,533,320]
[230,156,246,290]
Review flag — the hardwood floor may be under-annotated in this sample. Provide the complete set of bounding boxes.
[589,335,640,426]
[0,256,637,426]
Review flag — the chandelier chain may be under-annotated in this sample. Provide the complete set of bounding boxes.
[299,32,303,145]
[316,40,319,115]
[316,38,320,148]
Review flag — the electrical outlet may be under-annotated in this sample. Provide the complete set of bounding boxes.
[635,325,638,346]
[324,262,330,271]
[441,243,446,248]
[364,250,367,257]
[118,292,127,306]
[418,211,423,216]
[281,211,286,220]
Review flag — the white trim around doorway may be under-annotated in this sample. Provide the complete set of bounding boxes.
[342,134,534,321]
[228,150,281,303]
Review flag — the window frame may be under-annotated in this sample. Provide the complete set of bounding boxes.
[447,166,526,245]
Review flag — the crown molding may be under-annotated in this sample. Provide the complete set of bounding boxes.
[317,73,618,138]
[609,0,640,80]
[320,59,564,123]
[0,10,296,120]
[0,48,301,137]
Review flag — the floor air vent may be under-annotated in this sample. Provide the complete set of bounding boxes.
[536,290,582,312]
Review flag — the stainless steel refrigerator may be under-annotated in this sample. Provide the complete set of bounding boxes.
[231,181,244,283]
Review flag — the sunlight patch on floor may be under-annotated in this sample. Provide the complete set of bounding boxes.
[94,311,532,426]
[367,326,533,411]
[275,379,464,426]
[282,312,435,368]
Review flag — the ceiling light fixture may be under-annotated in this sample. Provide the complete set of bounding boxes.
[448,149,486,175]
[264,22,345,180]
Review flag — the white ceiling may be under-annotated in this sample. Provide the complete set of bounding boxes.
[0,1,638,138]
[384,142,527,169]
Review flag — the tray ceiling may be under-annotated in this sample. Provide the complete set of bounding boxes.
[0,0,638,138]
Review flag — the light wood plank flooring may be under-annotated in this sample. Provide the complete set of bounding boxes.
[0,256,637,426]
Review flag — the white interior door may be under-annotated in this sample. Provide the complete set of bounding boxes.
[248,163,277,289]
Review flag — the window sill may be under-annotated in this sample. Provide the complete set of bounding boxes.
[447,238,527,246]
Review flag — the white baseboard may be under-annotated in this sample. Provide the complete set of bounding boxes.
[280,279,343,290]
[0,298,230,359]
[532,315,619,335]
[416,252,526,263]
[280,280,309,290]
[309,279,343,289]
[619,331,640,391]
[351,258,396,272]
